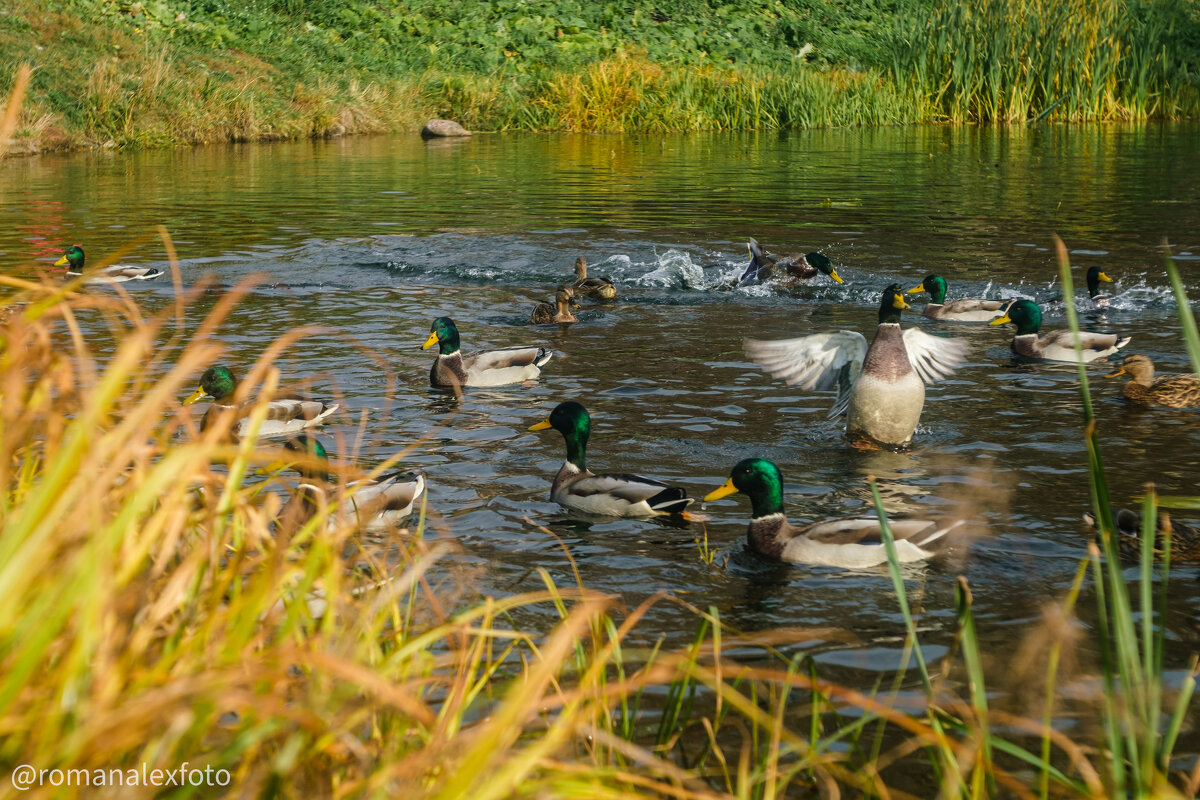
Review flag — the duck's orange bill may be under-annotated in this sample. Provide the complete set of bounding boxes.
[1105,368,1127,378]
[989,313,1012,326]
[183,385,207,405]
[906,283,925,294]
[53,255,69,267]
[703,478,739,502]
[421,332,439,350]
[829,270,844,284]
[528,419,552,432]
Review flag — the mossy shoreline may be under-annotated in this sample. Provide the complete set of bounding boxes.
[1,0,1198,155]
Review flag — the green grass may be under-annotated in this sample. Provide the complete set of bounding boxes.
[1,0,1197,151]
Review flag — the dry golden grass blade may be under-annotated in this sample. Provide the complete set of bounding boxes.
[0,64,31,159]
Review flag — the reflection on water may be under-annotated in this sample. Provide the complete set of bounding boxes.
[2,124,1199,715]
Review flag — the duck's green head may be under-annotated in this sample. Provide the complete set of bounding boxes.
[704,458,785,518]
[281,433,331,482]
[907,274,947,304]
[989,298,1041,335]
[184,365,237,404]
[1086,266,1113,297]
[878,284,910,324]
[422,316,461,355]
[529,400,591,469]
[806,252,844,284]
[54,245,85,271]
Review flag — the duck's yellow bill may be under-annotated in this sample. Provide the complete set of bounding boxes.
[53,255,69,267]
[528,419,552,432]
[704,478,740,502]
[989,313,1012,326]
[1105,367,1126,378]
[830,270,844,284]
[1098,271,1112,283]
[892,294,911,310]
[183,385,208,405]
[421,331,439,350]
[906,283,925,294]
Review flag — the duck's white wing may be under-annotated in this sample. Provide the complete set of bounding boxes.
[901,327,969,384]
[744,331,866,418]
[87,265,165,283]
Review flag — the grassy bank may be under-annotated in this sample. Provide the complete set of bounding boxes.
[0,0,1198,152]
[1,242,1199,797]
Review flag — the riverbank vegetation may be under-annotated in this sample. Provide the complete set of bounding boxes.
[0,0,1198,151]
[1,241,1198,797]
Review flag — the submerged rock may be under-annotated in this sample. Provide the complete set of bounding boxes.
[421,119,471,139]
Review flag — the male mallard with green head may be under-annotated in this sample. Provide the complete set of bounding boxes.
[905,274,1011,322]
[276,434,425,533]
[1083,507,1200,563]
[422,316,552,389]
[739,238,843,288]
[572,257,617,300]
[529,286,579,325]
[1105,354,1200,408]
[1085,266,1114,309]
[704,458,961,567]
[745,284,968,447]
[55,244,164,284]
[989,299,1130,362]
[529,401,692,517]
[183,365,339,438]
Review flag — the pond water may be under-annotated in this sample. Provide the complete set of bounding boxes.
[2,125,1199,753]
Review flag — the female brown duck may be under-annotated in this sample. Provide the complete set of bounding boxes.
[1106,354,1200,408]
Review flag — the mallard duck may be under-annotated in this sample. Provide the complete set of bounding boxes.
[704,458,960,566]
[905,274,1011,322]
[745,284,968,447]
[989,299,1130,362]
[1105,354,1200,408]
[572,257,617,300]
[276,434,425,533]
[1086,266,1114,309]
[1083,507,1200,562]
[422,317,552,389]
[739,239,843,287]
[183,365,339,438]
[529,286,579,325]
[54,245,164,283]
[529,401,692,516]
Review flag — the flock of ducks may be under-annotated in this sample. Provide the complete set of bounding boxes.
[58,239,1200,567]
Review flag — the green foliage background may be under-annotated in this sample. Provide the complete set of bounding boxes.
[0,0,1197,149]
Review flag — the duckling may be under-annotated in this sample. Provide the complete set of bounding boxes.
[989,299,1130,362]
[55,245,164,283]
[705,458,960,567]
[572,257,617,300]
[1083,507,1200,563]
[745,284,968,447]
[276,434,425,533]
[739,238,843,287]
[183,365,339,438]
[1086,266,1114,309]
[905,274,1011,322]
[529,286,579,325]
[1106,354,1200,408]
[422,316,552,389]
[529,401,692,517]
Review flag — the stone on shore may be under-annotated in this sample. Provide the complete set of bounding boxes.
[421,119,471,139]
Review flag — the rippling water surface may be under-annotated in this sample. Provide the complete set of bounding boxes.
[3,125,1200,730]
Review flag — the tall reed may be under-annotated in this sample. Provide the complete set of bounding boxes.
[893,0,1200,122]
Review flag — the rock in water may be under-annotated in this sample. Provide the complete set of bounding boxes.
[421,119,471,139]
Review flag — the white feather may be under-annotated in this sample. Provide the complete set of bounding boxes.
[901,327,971,383]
